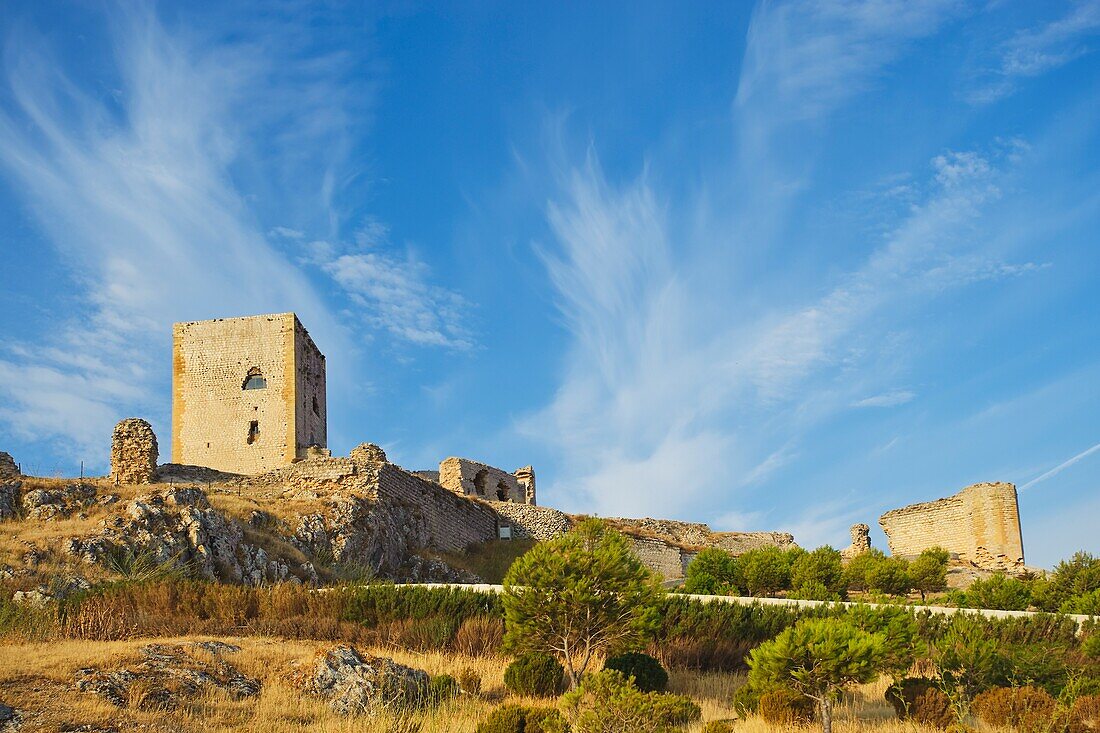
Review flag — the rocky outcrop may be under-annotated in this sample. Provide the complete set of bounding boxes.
[301,646,430,715]
[20,483,96,521]
[842,523,871,561]
[75,643,259,709]
[110,418,158,485]
[0,483,18,522]
[0,701,20,732]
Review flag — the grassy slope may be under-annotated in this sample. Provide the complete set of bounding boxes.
[0,634,943,733]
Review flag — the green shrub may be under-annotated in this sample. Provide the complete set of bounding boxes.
[701,722,736,733]
[955,574,1033,611]
[475,704,565,733]
[909,547,950,601]
[558,670,700,733]
[790,546,844,598]
[603,651,668,692]
[458,666,483,695]
[843,549,910,596]
[758,688,815,725]
[732,681,762,716]
[1069,694,1100,733]
[885,678,955,729]
[683,548,740,595]
[971,686,1063,733]
[739,546,796,597]
[427,674,460,704]
[504,653,564,698]
[1084,634,1100,660]
[1063,589,1100,616]
[1061,678,1100,706]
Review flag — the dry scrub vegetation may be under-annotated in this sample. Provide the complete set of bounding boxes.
[0,635,941,733]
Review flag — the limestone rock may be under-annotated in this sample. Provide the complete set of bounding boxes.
[0,701,20,731]
[75,643,259,709]
[303,646,430,715]
[0,482,18,521]
[841,523,871,561]
[110,418,159,485]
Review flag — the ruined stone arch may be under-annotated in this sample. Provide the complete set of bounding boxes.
[473,469,489,497]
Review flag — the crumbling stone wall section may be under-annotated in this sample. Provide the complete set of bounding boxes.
[375,463,498,553]
[514,466,536,505]
[841,523,871,561]
[711,531,797,554]
[438,457,532,504]
[490,502,572,540]
[172,312,326,475]
[0,451,19,481]
[110,418,159,485]
[879,482,1024,568]
[629,537,685,579]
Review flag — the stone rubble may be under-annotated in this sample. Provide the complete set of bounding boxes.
[301,646,431,715]
[841,523,872,561]
[75,643,260,709]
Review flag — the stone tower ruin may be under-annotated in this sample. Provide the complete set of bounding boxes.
[172,313,326,475]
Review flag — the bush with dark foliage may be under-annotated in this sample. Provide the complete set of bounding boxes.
[504,653,564,698]
[475,704,566,733]
[603,651,668,692]
[885,678,955,729]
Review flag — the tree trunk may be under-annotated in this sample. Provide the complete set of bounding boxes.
[821,696,833,733]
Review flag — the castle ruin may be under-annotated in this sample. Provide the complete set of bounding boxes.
[172,313,327,474]
[879,482,1025,567]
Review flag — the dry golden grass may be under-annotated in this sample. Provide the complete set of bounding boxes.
[0,634,952,733]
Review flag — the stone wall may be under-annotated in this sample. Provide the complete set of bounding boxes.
[172,313,326,475]
[110,418,159,485]
[490,502,572,540]
[438,457,533,505]
[0,451,19,481]
[294,318,327,451]
[375,463,499,553]
[629,537,686,579]
[879,482,1024,566]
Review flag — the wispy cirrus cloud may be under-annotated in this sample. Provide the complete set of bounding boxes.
[293,221,474,351]
[0,5,368,463]
[523,140,1023,524]
[966,0,1100,103]
[853,390,916,408]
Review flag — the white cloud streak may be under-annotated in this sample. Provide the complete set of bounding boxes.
[0,6,361,463]
[968,0,1100,103]
[852,390,916,408]
[1020,441,1100,491]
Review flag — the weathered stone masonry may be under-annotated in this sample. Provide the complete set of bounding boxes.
[172,313,326,475]
[110,418,159,485]
[439,457,534,505]
[879,482,1024,565]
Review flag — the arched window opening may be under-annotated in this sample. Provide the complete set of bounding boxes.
[247,420,260,445]
[242,368,267,390]
[473,469,489,497]
[496,481,511,502]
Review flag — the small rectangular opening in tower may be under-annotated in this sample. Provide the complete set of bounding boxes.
[247,420,260,444]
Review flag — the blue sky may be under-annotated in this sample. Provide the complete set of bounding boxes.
[0,1,1097,568]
